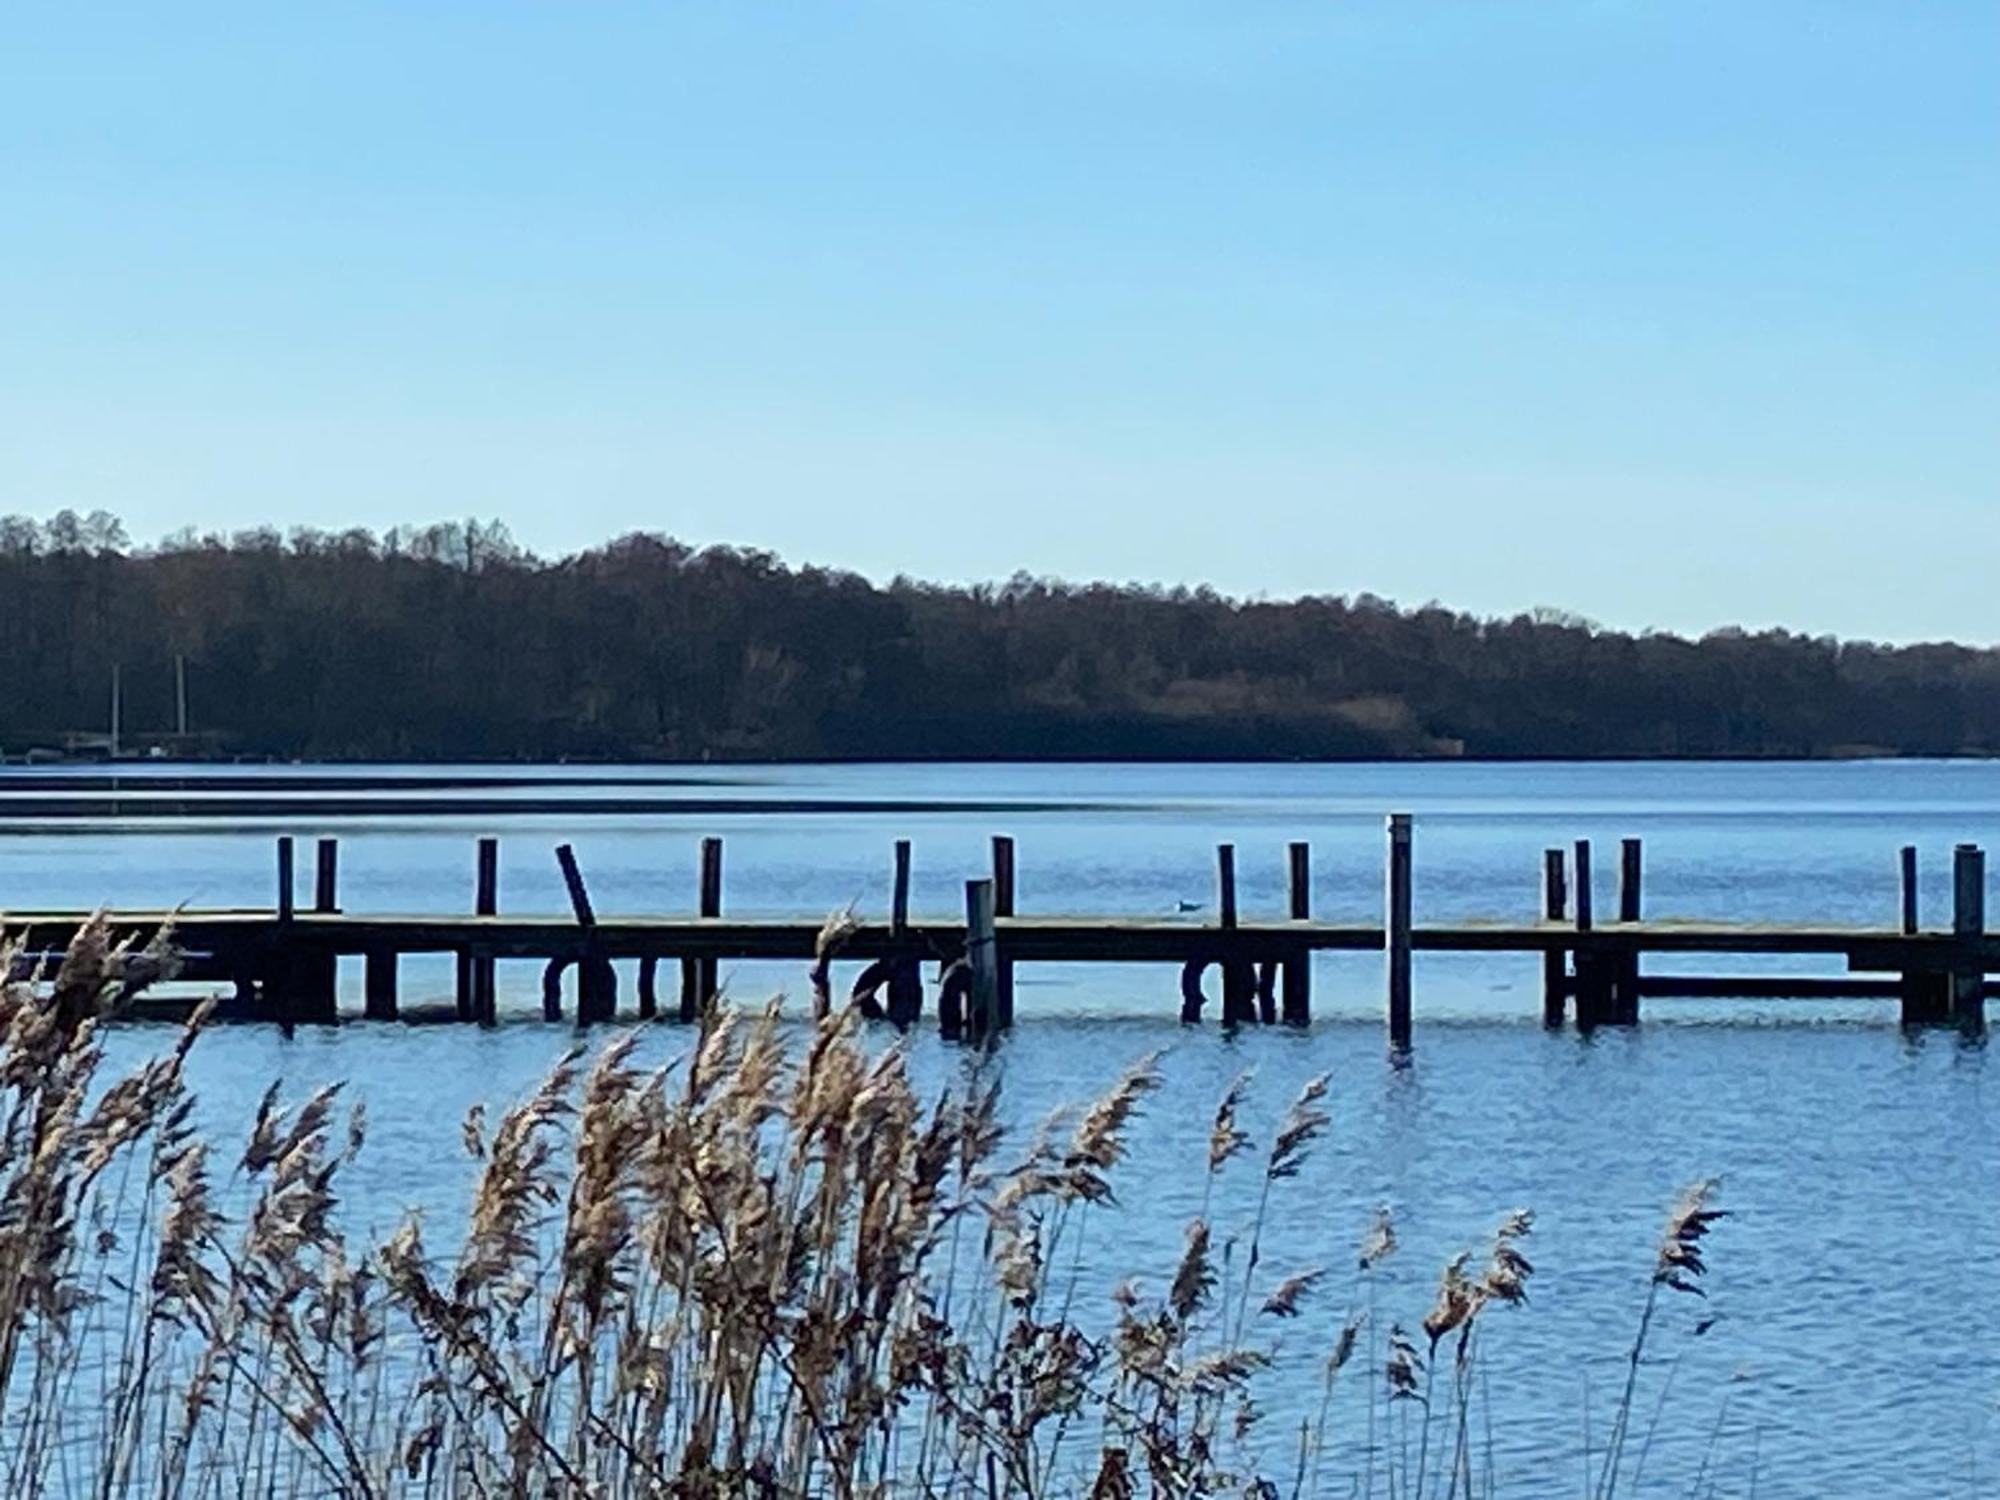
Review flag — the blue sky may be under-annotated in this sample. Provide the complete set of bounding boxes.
[2,3,1994,640]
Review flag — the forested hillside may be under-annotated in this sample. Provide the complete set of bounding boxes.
[4,511,1997,761]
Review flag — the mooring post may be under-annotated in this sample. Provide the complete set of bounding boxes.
[469,836,499,1027]
[556,843,615,1024]
[276,837,295,924]
[363,949,398,1022]
[965,877,998,1042]
[1386,814,1413,1052]
[1900,845,1919,935]
[1282,840,1312,1026]
[313,838,339,913]
[675,836,723,1022]
[1541,847,1568,1028]
[1951,843,1985,1027]
[1897,846,1947,1024]
[887,839,922,1025]
[1217,843,1255,1025]
[1572,838,1611,1028]
[1612,837,1643,1023]
[891,839,912,934]
[991,834,1016,1028]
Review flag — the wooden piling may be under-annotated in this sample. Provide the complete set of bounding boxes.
[1951,843,1985,1027]
[1541,848,1567,1028]
[363,949,397,1021]
[1386,814,1413,1051]
[681,837,724,1022]
[1619,838,1642,923]
[555,844,615,1024]
[1217,843,1255,1024]
[892,839,912,934]
[1900,845,1919,935]
[965,877,998,1041]
[887,840,922,1025]
[1612,837,1643,1022]
[1572,838,1612,1028]
[1573,840,1593,932]
[1282,840,1311,1026]
[556,845,595,925]
[276,837,295,924]
[991,835,1016,1028]
[470,837,499,1026]
[314,838,339,913]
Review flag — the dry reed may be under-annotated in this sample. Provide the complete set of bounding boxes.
[0,922,1730,1498]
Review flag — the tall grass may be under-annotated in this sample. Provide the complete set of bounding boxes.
[0,919,1725,1497]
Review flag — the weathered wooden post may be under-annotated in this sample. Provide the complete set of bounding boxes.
[556,843,615,1024]
[1217,843,1256,1025]
[1282,840,1311,1026]
[991,835,1016,1028]
[1541,848,1568,1028]
[887,839,922,1025]
[1572,838,1610,1028]
[314,838,339,913]
[965,877,998,1042]
[364,949,398,1022]
[680,837,723,1022]
[1951,843,1985,1027]
[469,837,499,1027]
[1386,814,1413,1052]
[1900,846,1919,935]
[1612,837,1643,1023]
[276,837,295,924]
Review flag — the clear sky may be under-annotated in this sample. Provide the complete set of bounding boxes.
[2,4,1994,641]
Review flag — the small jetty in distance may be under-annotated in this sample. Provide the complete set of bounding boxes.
[1,817,1991,1048]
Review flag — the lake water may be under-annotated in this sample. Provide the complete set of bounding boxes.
[4,760,1997,1495]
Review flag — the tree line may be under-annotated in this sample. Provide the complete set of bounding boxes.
[3,510,1997,761]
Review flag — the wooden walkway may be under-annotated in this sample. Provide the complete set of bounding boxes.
[2,821,1992,1045]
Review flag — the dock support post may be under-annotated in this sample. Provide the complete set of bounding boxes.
[1901,845,1919,935]
[1572,838,1612,1029]
[1386,815,1413,1053]
[556,843,616,1025]
[313,838,339,913]
[1952,843,1985,1028]
[680,837,723,1022]
[364,949,398,1022]
[991,835,1016,1028]
[1541,848,1567,1028]
[965,877,998,1042]
[468,837,499,1026]
[276,837,295,923]
[887,840,922,1025]
[1282,840,1311,1026]
[1611,837,1643,1023]
[1217,844,1256,1026]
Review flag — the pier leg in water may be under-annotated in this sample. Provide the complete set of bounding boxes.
[965,878,998,1043]
[681,836,724,1021]
[1385,814,1413,1052]
[470,836,499,1026]
[637,955,659,1020]
[1571,838,1612,1030]
[937,958,968,1040]
[1216,843,1258,1027]
[991,834,1016,1028]
[1951,843,1986,1030]
[1541,847,1568,1028]
[1281,840,1312,1026]
[1610,836,1644,1024]
[364,949,398,1022]
[886,838,923,1025]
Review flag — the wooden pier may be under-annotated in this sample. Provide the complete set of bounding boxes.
[1,819,1993,1045]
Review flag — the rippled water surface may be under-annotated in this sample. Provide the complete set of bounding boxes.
[6,760,1998,1495]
